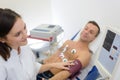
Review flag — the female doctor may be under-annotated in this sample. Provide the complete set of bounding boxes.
[0,8,73,80]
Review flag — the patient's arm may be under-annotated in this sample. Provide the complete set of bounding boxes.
[49,59,82,80]
[77,51,92,68]
[49,70,71,80]
[49,59,83,80]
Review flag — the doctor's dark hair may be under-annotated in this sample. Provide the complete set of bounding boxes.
[87,21,100,37]
[0,8,21,61]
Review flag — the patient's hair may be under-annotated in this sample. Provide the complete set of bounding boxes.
[88,21,100,37]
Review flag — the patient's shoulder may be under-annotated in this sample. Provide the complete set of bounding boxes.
[61,40,74,48]
[64,40,73,44]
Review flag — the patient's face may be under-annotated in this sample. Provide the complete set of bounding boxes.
[80,23,99,42]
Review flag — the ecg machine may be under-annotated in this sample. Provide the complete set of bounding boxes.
[29,24,64,43]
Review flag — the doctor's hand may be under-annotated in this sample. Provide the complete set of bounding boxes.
[51,61,74,70]
[39,61,74,73]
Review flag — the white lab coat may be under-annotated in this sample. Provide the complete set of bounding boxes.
[0,45,41,80]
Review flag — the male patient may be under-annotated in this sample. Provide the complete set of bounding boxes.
[37,21,100,80]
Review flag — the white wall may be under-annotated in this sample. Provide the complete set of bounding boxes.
[51,0,120,41]
[0,0,52,34]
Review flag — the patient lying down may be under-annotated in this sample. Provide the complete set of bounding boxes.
[38,21,100,80]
